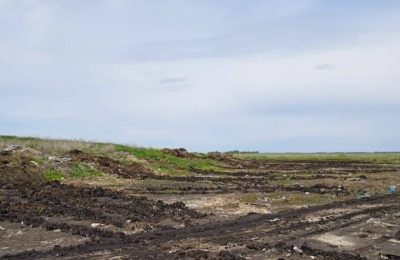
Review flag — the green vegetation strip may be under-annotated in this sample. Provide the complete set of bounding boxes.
[115,145,225,175]
[233,152,400,164]
[43,169,65,181]
[70,164,103,178]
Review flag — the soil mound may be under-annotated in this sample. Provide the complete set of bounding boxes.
[67,150,155,179]
[162,148,194,158]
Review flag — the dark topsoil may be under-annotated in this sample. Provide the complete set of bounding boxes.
[0,152,204,229]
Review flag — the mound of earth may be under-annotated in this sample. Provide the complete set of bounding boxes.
[162,148,194,158]
[0,151,205,229]
[67,149,155,179]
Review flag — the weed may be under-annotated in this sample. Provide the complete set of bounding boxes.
[43,169,65,181]
[70,164,103,178]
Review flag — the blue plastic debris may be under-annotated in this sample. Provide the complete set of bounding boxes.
[388,186,397,194]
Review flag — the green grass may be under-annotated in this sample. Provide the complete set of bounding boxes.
[70,164,103,178]
[43,165,103,180]
[43,169,65,181]
[115,145,225,174]
[233,152,400,164]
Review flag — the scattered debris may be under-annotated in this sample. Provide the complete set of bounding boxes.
[269,218,280,222]
[0,144,20,155]
[293,245,303,254]
[90,223,105,228]
[30,160,39,167]
[356,191,371,199]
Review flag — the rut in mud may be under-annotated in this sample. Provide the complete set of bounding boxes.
[4,194,399,259]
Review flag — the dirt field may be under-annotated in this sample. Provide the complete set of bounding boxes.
[1,138,399,259]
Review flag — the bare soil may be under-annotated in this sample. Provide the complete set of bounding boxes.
[1,146,399,259]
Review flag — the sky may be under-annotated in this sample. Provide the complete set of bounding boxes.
[0,0,399,152]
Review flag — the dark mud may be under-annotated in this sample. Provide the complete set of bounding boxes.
[0,153,204,230]
[4,194,399,259]
[1,147,399,259]
[131,180,350,196]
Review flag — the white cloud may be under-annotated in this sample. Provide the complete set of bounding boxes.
[1,1,399,151]
[82,34,400,122]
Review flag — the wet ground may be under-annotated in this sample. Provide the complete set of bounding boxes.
[0,145,399,259]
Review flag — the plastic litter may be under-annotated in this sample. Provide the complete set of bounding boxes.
[356,191,370,199]
[388,186,397,194]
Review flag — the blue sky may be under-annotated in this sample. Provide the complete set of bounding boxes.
[0,0,399,152]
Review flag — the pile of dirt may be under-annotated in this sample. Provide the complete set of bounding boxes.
[207,152,249,169]
[162,148,194,158]
[207,152,237,163]
[1,181,204,228]
[0,150,44,188]
[67,149,155,179]
[0,151,205,229]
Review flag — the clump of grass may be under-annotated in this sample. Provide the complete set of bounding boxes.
[43,169,65,181]
[70,164,103,178]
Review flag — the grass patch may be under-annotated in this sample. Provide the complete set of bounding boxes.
[0,135,115,154]
[115,145,225,175]
[70,164,103,178]
[233,152,400,164]
[43,169,65,181]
